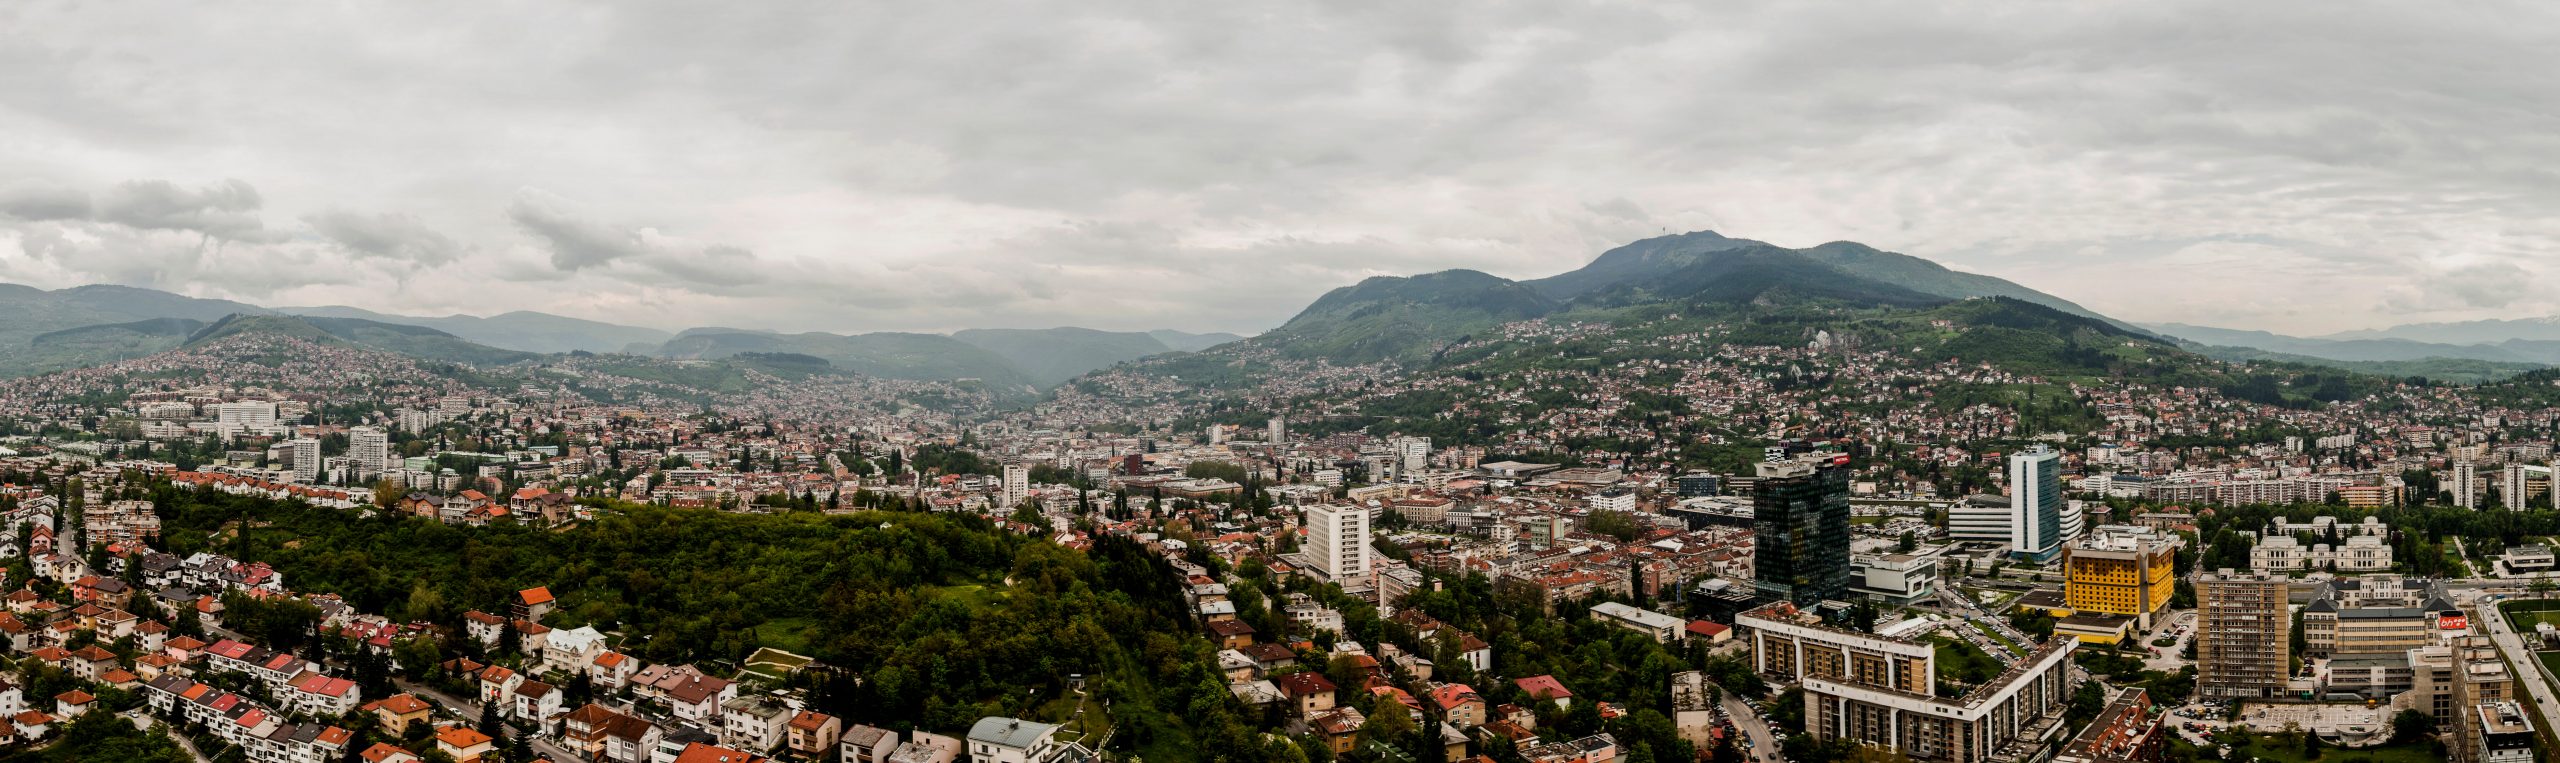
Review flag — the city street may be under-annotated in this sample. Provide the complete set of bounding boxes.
[392,677,586,763]
[2474,596,2560,745]
[1718,690,1782,763]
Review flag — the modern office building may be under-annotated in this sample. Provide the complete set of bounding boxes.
[2061,527,2176,632]
[1752,453,1852,605]
[2196,569,2290,699]
[1676,472,1722,498]
[1304,504,1371,584]
[2008,447,2065,562]
[1738,602,2078,763]
[1267,416,1286,446]
[1947,494,2013,545]
[1849,553,1940,606]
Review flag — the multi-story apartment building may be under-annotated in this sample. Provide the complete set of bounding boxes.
[1738,602,2078,763]
[2197,569,2290,700]
[1303,504,1371,584]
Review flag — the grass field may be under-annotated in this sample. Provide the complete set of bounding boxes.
[1930,635,2004,689]
[2225,738,2440,763]
[750,617,817,654]
[2499,598,2560,631]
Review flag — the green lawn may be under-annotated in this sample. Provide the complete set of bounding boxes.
[2225,737,2441,763]
[750,617,817,654]
[1930,636,2004,690]
[2500,598,2560,631]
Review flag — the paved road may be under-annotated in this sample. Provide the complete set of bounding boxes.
[393,677,585,763]
[1718,691,1783,763]
[123,711,216,763]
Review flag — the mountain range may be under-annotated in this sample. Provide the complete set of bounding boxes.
[1257,230,2143,364]
[39,228,2542,391]
[0,283,1243,388]
[2143,322,2560,382]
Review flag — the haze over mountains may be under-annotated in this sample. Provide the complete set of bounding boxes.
[18,228,2560,390]
[2143,321,2560,382]
[0,283,1244,388]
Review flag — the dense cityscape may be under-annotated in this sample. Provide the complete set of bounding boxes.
[1,272,2559,763]
[10,5,2560,763]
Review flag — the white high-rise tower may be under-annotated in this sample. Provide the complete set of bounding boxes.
[350,426,390,478]
[1305,504,1370,583]
[1001,463,1029,509]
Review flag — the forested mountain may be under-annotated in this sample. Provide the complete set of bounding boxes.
[281,305,674,354]
[0,281,1229,385]
[181,313,547,366]
[1240,231,2137,366]
[1147,329,1247,352]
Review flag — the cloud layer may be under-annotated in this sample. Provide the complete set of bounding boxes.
[4,2,2559,335]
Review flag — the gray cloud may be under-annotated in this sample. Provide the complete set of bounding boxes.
[0,184,92,221]
[94,179,271,241]
[3,2,2560,334]
[505,190,643,272]
[306,210,465,266]
[505,188,765,290]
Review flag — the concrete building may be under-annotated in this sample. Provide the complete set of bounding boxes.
[1268,417,1286,446]
[2197,569,2290,700]
[1304,504,1371,584]
[2454,461,2479,509]
[1000,464,1028,509]
[350,426,389,478]
[2475,702,2534,763]
[965,718,1061,763]
[2502,463,2531,510]
[2008,447,2065,562]
[2052,687,2160,763]
[289,438,322,483]
[1849,553,1939,606]
[1738,602,2078,763]
[1590,602,1687,642]
[2301,602,2432,659]
[1947,494,2013,546]
[2062,528,2175,632]
[1752,453,1852,605]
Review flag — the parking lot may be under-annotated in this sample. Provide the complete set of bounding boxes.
[2235,701,2389,744]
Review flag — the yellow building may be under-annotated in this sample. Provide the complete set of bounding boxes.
[2063,528,2177,633]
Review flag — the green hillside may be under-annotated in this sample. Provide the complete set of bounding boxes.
[659,329,1036,391]
[1261,269,1561,363]
[181,313,543,366]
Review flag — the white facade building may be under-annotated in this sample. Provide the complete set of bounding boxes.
[349,426,390,478]
[1304,504,1371,583]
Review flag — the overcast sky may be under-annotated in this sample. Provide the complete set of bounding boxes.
[4,2,2558,337]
